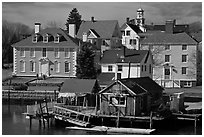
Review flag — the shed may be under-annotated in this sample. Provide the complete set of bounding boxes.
[59,79,100,107]
[99,77,164,116]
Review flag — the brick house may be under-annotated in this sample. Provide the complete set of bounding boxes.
[12,23,80,78]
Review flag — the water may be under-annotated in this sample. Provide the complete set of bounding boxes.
[2,103,202,135]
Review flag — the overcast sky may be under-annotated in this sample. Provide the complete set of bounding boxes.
[2,2,202,29]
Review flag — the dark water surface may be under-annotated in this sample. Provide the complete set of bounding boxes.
[2,103,202,135]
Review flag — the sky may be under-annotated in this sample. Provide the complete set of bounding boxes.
[2,1,202,29]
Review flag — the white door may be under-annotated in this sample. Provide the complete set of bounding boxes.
[41,63,49,76]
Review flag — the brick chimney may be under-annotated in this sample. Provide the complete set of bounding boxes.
[82,32,87,42]
[35,22,41,33]
[69,24,76,38]
[165,20,175,34]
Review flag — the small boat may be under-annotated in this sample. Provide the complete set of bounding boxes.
[66,126,156,134]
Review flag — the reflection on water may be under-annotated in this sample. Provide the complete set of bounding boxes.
[2,103,202,135]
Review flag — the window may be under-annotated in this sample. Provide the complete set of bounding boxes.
[30,48,35,57]
[145,65,147,71]
[32,35,37,43]
[133,39,137,45]
[182,55,187,62]
[118,65,122,71]
[65,62,70,73]
[164,68,170,79]
[102,40,106,45]
[165,55,170,62]
[182,67,187,75]
[42,48,47,57]
[121,31,125,36]
[54,35,59,43]
[149,64,151,74]
[43,35,48,43]
[126,30,130,36]
[30,61,35,72]
[20,48,25,57]
[54,48,59,58]
[129,39,132,45]
[182,45,187,50]
[20,60,25,72]
[65,48,70,58]
[141,65,143,72]
[165,45,170,50]
[183,81,192,87]
[54,61,60,73]
[108,65,113,71]
[109,96,126,106]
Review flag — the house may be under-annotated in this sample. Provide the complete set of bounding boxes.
[76,17,122,53]
[120,22,142,50]
[140,27,198,88]
[98,77,164,116]
[58,79,100,107]
[12,23,81,78]
[98,47,153,87]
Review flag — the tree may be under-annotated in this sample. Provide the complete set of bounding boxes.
[76,43,97,79]
[65,8,82,34]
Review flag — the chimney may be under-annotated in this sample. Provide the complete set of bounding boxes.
[35,22,41,33]
[82,32,87,42]
[69,24,76,38]
[165,20,174,34]
[126,17,130,23]
[91,16,95,22]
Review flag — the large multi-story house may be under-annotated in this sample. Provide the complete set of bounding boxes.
[12,23,80,78]
[76,17,122,53]
[140,24,198,88]
[98,47,153,88]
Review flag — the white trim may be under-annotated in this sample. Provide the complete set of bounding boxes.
[43,34,48,43]
[29,60,36,72]
[64,48,70,58]
[181,67,188,75]
[42,48,47,57]
[19,60,26,72]
[54,34,60,43]
[182,54,188,63]
[64,61,71,73]
[54,48,60,58]
[54,61,60,73]
[30,48,35,58]
[108,95,127,107]
[32,34,38,43]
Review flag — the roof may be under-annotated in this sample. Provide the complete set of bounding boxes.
[100,48,149,64]
[99,77,163,95]
[89,29,100,37]
[60,79,99,94]
[141,32,198,45]
[12,28,80,47]
[120,77,164,94]
[121,23,143,33]
[97,73,115,86]
[190,31,202,42]
[77,20,118,39]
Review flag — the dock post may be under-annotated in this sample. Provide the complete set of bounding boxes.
[101,117,104,126]
[150,111,153,129]
[130,118,133,128]
[194,116,197,135]
[116,110,120,128]
[39,119,42,127]
[29,116,32,128]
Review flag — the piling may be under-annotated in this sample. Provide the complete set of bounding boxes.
[150,111,153,129]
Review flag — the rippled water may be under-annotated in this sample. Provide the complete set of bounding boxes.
[2,103,202,135]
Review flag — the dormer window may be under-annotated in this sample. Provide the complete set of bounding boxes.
[54,34,60,43]
[43,34,48,43]
[32,34,38,43]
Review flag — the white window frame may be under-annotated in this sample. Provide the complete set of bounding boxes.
[20,60,25,72]
[126,30,130,36]
[20,48,25,57]
[108,65,113,72]
[30,48,35,57]
[65,48,70,58]
[109,95,126,107]
[165,45,170,50]
[54,61,60,73]
[54,48,59,58]
[182,54,188,63]
[183,81,192,87]
[30,60,35,72]
[43,34,48,43]
[181,67,187,75]
[165,55,170,63]
[118,65,123,71]
[182,44,187,50]
[54,35,60,43]
[65,61,71,73]
[42,48,47,57]
[32,34,38,43]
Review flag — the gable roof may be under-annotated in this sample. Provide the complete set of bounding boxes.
[121,23,143,33]
[89,29,100,38]
[100,48,149,64]
[99,77,163,95]
[141,32,198,45]
[97,73,115,86]
[60,79,99,94]
[77,20,118,39]
[12,28,80,47]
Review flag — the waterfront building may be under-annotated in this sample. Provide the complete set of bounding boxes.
[98,47,153,88]
[12,23,82,78]
[99,77,164,116]
[140,24,198,88]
